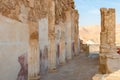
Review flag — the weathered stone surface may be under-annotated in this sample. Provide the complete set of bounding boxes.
[47,0,57,72]
[93,70,120,80]
[106,70,120,80]
[93,8,120,80]
[65,9,72,60]
[27,21,40,80]
[39,18,49,74]
[55,22,66,65]
[80,39,89,54]
[106,54,120,73]
[73,10,79,56]
[99,8,120,74]
[55,0,75,24]
[0,0,79,80]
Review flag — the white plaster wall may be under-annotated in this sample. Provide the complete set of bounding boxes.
[0,15,29,80]
[55,24,61,44]
[39,18,48,49]
[65,21,72,59]
[39,18,49,73]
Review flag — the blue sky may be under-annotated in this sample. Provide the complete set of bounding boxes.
[74,0,120,26]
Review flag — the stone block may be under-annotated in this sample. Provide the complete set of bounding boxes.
[92,74,108,80]
[106,54,120,73]
[93,70,120,80]
[99,54,107,73]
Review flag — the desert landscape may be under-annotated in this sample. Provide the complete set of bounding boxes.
[79,24,120,46]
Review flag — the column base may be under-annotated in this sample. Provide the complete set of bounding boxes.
[66,58,72,63]
[66,55,72,60]
[99,53,107,74]
[48,68,57,73]
[74,53,79,56]
[106,53,120,73]
[59,61,66,66]
[29,75,40,80]
[99,53,120,73]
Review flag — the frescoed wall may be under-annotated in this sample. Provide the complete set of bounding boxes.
[0,15,29,80]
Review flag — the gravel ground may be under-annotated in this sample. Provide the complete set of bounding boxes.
[41,53,99,80]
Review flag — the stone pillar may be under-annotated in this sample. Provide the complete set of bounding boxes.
[71,10,75,56]
[107,9,116,53]
[74,10,79,56]
[99,8,109,74]
[48,0,56,72]
[39,18,49,74]
[65,9,72,60]
[59,22,66,65]
[28,22,40,80]
[93,8,120,80]
[55,24,60,66]
[77,12,80,55]
[99,8,120,74]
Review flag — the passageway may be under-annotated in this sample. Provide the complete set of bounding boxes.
[41,53,98,80]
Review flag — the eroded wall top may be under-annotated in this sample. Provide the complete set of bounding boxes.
[0,0,48,22]
[0,0,78,26]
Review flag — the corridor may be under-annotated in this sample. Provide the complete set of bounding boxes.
[41,53,98,80]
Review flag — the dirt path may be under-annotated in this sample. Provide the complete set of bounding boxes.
[41,53,98,80]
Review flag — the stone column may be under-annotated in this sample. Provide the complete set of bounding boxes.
[65,8,72,60]
[105,9,120,73]
[99,8,109,74]
[74,10,79,56]
[48,0,56,72]
[93,8,120,79]
[71,10,75,56]
[28,22,40,80]
[77,12,80,55]
[59,22,66,65]
[55,24,60,66]
[99,8,120,74]
[39,18,49,74]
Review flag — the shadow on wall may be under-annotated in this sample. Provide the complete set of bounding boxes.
[40,46,48,75]
[72,42,75,56]
[56,44,60,67]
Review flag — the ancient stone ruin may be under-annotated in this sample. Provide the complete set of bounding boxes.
[0,0,80,80]
[93,8,120,80]
[1,0,120,80]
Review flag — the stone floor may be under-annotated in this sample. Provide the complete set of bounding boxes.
[41,53,98,80]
